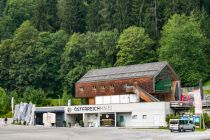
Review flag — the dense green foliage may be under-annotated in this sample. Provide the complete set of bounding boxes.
[0,0,210,115]
[159,14,209,86]
[115,26,155,66]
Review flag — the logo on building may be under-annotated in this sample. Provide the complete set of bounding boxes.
[67,107,72,113]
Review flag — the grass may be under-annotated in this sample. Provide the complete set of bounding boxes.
[204,80,210,86]
[195,128,207,132]
[203,80,210,94]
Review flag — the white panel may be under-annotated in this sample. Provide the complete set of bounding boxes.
[95,96,103,105]
[111,95,120,104]
[130,94,139,103]
[120,95,129,103]
[103,96,111,104]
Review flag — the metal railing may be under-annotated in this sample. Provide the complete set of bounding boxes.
[170,100,210,108]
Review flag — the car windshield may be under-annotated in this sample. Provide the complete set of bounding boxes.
[170,120,178,124]
[179,120,188,125]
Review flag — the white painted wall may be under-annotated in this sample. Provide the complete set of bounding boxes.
[65,102,171,128]
[95,94,139,105]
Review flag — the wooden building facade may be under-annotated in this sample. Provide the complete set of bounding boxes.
[76,61,179,105]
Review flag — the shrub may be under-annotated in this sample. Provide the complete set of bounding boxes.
[79,120,84,127]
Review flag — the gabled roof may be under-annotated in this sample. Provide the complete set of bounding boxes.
[77,61,177,83]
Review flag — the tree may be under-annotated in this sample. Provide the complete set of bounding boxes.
[115,26,155,66]
[0,0,35,40]
[9,21,38,93]
[34,30,68,97]
[32,0,52,31]
[60,30,118,95]
[99,0,116,30]
[130,0,144,27]
[0,87,9,114]
[58,0,86,34]
[0,16,16,40]
[45,0,60,31]
[0,0,7,17]
[23,86,46,106]
[86,0,101,32]
[159,14,209,86]
[62,86,71,105]
[113,0,132,32]
[0,39,12,90]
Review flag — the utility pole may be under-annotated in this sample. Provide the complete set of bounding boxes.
[11,97,14,115]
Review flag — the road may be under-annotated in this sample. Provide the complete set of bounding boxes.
[0,125,210,140]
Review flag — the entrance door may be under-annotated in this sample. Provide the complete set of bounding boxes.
[100,114,115,127]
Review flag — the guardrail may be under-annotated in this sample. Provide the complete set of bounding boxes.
[170,100,210,108]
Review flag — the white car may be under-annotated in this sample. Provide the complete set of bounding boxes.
[169,119,195,132]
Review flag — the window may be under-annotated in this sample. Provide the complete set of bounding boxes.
[142,115,147,119]
[80,87,84,92]
[132,115,137,119]
[101,85,105,90]
[110,84,115,89]
[92,86,96,90]
[179,120,188,125]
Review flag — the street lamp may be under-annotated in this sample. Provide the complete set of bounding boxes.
[58,95,60,106]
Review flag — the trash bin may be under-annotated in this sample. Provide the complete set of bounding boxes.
[68,122,71,128]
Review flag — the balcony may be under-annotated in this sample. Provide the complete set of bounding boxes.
[170,100,210,109]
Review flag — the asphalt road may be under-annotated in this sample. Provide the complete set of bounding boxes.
[0,125,210,140]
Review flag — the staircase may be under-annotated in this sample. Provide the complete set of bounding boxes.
[126,85,159,102]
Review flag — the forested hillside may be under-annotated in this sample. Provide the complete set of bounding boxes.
[0,0,210,113]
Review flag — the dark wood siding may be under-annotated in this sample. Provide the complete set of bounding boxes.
[76,77,154,98]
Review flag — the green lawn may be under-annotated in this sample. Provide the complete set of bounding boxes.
[203,80,210,94]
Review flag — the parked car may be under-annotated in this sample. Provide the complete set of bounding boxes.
[169,119,195,132]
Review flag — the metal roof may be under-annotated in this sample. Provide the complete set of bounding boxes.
[35,106,65,113]
[78,61,170,83]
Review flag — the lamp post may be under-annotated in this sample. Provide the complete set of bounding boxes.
[58,95,60,106]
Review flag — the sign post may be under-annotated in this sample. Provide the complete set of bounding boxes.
[193,89,205,129]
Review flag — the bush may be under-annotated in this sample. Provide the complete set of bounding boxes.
[204,113,210,128]
[79,120,84,127]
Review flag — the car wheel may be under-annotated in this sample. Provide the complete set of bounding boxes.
[170,130,173,132]
[179,128,181,132]
[181,128,184,132]
[192,127,195,132]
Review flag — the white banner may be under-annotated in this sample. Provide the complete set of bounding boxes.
[193,89,202,114]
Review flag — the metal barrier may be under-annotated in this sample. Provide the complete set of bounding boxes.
[170,100,210,108]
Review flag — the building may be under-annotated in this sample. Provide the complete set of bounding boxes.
[65,61,179,128]
[76,61,179,104]
[35,106,65,127]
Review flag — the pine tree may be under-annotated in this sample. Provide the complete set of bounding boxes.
[86,0,101,32]
[99,0,116,30]
[58,0,86,35]
[0,0,7,17]
[46,0,60,31]
[32,0,52,31]
[114,0,132,32]
[131,0,145,26]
